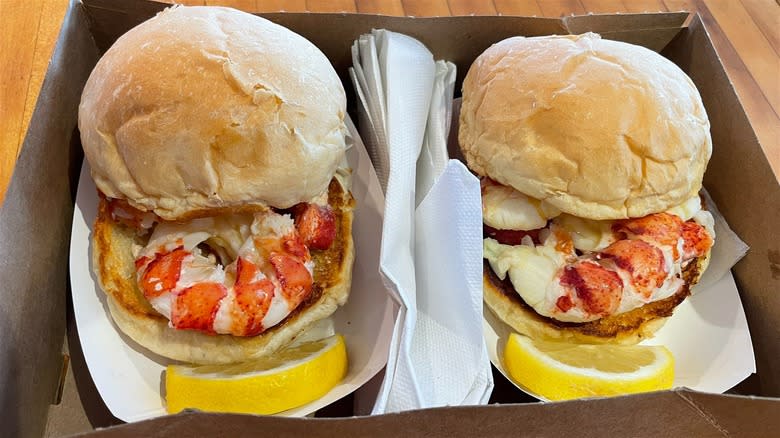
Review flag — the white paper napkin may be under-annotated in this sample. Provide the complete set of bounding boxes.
[351,28,434,412]
[413,161,494,407]
[411,59,493,407]
[415,60,456,207]
[350,30,493,413]
[349,33,389,190]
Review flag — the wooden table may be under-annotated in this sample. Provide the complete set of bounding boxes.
[1,0,778,204]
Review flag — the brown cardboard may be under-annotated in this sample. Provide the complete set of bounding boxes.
[80,0,686,108]
[0,2,98,437]
[662,18,780,395]
[0,0,776,436]
[71,390,780,438]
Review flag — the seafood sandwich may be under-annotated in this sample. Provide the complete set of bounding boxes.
[78,6,355,364]
[459,34,715,344]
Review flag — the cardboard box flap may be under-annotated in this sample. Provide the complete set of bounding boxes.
[677,390,780,435]
[73,389,779,437]
[82,1,686,93]
[562,12,689,53]
[0,1,99,437]
[79,0,167,53]
[562,12,688,34]
[662,16,780,396]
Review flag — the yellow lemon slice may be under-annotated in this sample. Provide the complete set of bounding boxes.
[166,334,347,415]
[503,333,674,401]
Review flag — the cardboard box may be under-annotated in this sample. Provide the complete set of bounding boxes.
[0,0,777,436]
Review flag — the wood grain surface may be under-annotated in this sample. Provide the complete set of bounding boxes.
[1,0,777,204]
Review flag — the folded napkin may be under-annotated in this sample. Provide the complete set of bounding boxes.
[350,30,493,413]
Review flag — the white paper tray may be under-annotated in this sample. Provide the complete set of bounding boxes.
[69,120,395,422]
[484,268,755,399]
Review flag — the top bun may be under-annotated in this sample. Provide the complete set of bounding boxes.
[79,6,347,220]
[459,33,711,220]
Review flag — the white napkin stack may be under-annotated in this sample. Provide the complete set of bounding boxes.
[350,30,493,413]
[415,61,456,207]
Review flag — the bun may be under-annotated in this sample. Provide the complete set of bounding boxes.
[92,179,355,365]
[483,252,710,345]
[459,33,711,220]
[79,6,347,221]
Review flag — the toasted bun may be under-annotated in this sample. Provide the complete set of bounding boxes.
[483,252,709,345]
[79,6,347,221]
[92,179,354,365]
[459,33,712,220]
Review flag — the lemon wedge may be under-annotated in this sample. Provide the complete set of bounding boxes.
[166,334,347,415]
[503,333,674,401]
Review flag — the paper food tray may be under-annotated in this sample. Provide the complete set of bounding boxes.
[68,118,395,421]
